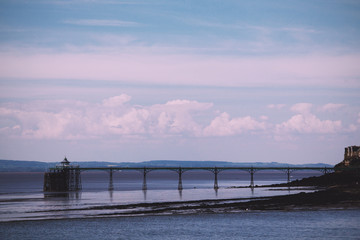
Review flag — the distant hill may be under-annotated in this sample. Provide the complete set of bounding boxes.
[0,159,333,172]
[0,160,55,172]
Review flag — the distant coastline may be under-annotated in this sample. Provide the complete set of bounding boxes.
[0,159,333,172]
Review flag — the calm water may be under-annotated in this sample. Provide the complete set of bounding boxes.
[0,171,320,222]
[1,171,359,239]
[1,211,360,240]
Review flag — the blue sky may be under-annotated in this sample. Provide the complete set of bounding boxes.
[0,0,359,164]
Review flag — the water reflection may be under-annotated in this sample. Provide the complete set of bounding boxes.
[74,191,81,200]
[1,171,322,222]
[143,189,147,200]
[43,191,82,200]
[44,192,69,198]
[178,189,183,199]
[109,190,113,202]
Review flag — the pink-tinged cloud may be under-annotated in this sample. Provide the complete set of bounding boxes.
[260,115,269,121]
[320,103,345,112]
[203,112,266,137]
[102,108,150,135]
[0,96,214,140]
[153,100,213,136]
[275,103,348,135]
[267,104,286,109]
[164,99,213,111]
[290,103,313,114]
[1,50,360,87]
[102,94,131,107]
[275,113,342,134]
[0,97,358,141]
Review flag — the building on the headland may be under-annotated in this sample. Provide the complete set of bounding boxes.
[338,145,360,167]
[344,146,360,166]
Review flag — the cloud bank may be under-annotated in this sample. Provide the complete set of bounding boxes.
[0,96,356,141]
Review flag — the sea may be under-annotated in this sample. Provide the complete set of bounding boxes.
[0,170,360,239]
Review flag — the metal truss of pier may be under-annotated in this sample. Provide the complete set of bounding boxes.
[43,165,82,192]
[44,164,341,192]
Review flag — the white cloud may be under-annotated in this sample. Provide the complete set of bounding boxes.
[0,97,358,141]
[102,108,149,135]
[203,112,266,137]
[164,99,213,110]
[274,102,349,137]
[347,124,358,132]
[151,100,213,136]
[290,103,313,114]
[0,96,214,140]
[1,97,266,140]
[0,106,88,139]
[267,104,286,109]
[102,94,131,107]
[276,113,342,134]
[320,103,345,112]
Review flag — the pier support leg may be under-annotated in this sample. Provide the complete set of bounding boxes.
[178,168,183,190]
[287,168,291,184]
[142,168,147,191]
[75,168,81,191]
[214,167,219,190]
[250,168,255,188]
[108,169,114,191]
[286,168,295,184]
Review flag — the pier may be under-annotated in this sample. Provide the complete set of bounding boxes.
[43,158,337,192]
[78,166,333,190]
[43,158,82,192]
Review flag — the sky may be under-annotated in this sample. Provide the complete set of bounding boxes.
[0,0,359,164]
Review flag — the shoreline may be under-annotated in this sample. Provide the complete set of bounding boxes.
[88,185,360,215]
[1,185,359,223]
[1,170,359,222]
[0,186,360,224]
[16,185,359,221]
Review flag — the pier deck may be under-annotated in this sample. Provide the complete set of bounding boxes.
[45,165,338,192]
